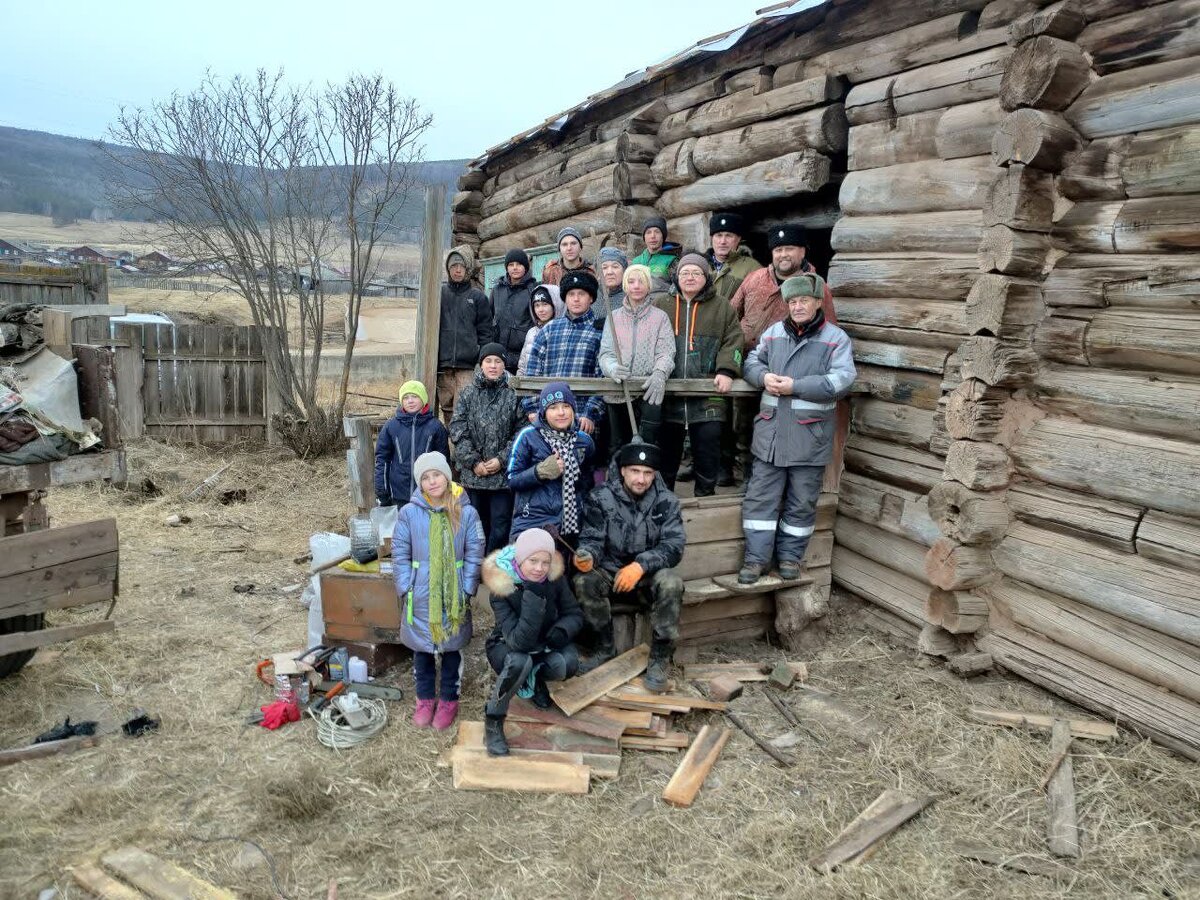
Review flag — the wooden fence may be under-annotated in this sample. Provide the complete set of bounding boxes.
[0,263,109,306]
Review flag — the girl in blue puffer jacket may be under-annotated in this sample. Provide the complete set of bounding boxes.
[393,451,484,731]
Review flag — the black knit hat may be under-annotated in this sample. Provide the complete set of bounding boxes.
[641,216,668,238]
[768,224,808,250]
[478,342,506,363]
[709,211,746,237]
[504,248,530,269]
[617,441,662,470]
[559,269,599,301]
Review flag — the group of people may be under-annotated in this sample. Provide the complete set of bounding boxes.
[373,210,856,756]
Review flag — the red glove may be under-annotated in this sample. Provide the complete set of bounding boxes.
[260,699,301,730]
[613,562,644,593]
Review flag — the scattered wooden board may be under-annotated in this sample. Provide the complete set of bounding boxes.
[70,862,145,900]
[593,696,692,714]
[1045,720,1081,858]
[507,697,625,742]
[452,752,590,794]
[708,674,744,701]
[809,790,933,873]
[624,715,670,738]
[606,690,728,712]
[621,733,691,751]
[955,843,1068,878]
[100,846,237,900]
[968,707,1117,741]
[662,724,732,808]
[0,735,100,767]
[550,644,649,716]
[684,662,808,683]
[629,675,678,693]
[453,720,620,778]
[576,704,655,731]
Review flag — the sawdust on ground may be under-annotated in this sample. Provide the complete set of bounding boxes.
[0,441,1197,899]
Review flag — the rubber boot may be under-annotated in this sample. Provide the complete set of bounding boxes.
[577,624,616,675]
[644,639,674,693]
[532,673,552,709]
[484,714,509,756]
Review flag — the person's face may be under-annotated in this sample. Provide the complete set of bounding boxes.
[448,261,467,283]
[787,294,822,326]
[519,550,552,582]
[544,401,574,430]
[644,228,664,254]
[712,231,740,261]
[481,355,505,379]
[622,464,655,497]
[677,265,705,298]
[564,288,593,317]
[625,274,649,303]
[421,470,449,498]
[601,260,625,289]
[533,299,555,324]
[559,236,582,263]
[401,393,423,413]
[506,261,527,281]
[772,245,806,276]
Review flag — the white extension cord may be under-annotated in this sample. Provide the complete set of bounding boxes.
[309,694,388,749]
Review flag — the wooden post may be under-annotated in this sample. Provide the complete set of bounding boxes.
[344,416,375,515]
[109,322,144,441]
[80,263,109,304]
[415,184,447,406]
[263,327,282,446]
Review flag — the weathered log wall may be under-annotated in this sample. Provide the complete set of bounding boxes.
[457,0,1200,758]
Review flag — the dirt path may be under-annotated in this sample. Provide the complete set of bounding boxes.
[1,441,1196,898]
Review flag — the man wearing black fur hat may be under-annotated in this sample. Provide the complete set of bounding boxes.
[490,248,538,373]
[573,441,686,691]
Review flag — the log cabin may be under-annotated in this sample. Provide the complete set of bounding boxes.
[450,0,1200,761]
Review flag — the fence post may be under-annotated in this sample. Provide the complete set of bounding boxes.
[110,322,145,441]
[263,327,282,445]
[344,416,374,514]
[414,184,447,406]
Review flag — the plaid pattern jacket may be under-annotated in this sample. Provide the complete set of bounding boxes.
[522,309,606,422]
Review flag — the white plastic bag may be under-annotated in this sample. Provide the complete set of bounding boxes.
[303,532,351,647]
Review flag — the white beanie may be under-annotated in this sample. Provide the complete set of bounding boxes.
[413,451,452,486]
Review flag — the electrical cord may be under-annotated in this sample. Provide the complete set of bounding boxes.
[308,696,388,749]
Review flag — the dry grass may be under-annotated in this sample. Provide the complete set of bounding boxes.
[0,441,1198,898]
[0,212,167,255]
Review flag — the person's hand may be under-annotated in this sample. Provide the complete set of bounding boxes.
[376,495,393,508]
[484,457,502,475]
[610,364,631,383]
[546,626,570,649]
[642,371,666,406]
[473,462,489,477]
[528,413,538,423]
[536,453,564,480]
[775,376,794,396]
[579,416,595,435]
[764,374,793,396]
[613,562,644,593]
[714,373,733,394]
[574,549,594,573]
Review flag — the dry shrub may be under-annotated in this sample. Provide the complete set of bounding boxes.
[271,407,347,459]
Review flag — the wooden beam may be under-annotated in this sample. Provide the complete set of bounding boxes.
[662,724,731,807]
[0,735,101,768]
[0,620,115,657]
[968,707,1117,741]
[549,644,649,716]
[415,184,447,401]
[809,790,933,873]
[1045,720,1081,858]
[100,846,237,900]
[451,753,590,794]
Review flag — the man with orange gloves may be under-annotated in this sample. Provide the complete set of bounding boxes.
[573,441,686,691]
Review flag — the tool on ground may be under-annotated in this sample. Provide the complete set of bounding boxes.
[310,694,388,749]
[310,680,346,714]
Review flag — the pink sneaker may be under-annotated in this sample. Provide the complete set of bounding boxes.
[412,698,436,728]
[432,700,459,731]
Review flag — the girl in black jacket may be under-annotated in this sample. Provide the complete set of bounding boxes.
[481,528,583,755]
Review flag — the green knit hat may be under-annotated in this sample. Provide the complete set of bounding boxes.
[781,274,826,301]
[399,380,429,406]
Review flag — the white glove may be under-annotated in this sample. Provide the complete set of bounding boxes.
[642,371,667,406]
[610,363,631,383]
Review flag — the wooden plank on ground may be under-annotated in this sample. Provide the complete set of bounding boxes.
[550,644,650,716]
[575,704,655,731]
[606,689,728,712]
[954,843,1069,878]
[0,735,100,768]
[684,661,809,683]
[506,697,625,741]
[70,862,146,900]
[621,732,691,751]
[100,846,236,900]
[1045,719,1081,858]
[453,720,620,778]
[968,707,1117,741]
[662,724,731,807]
[809,790,933,873]
[0,619,114,656]
[452,752,590,794]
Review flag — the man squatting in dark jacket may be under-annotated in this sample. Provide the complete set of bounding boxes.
[573,441,686,692]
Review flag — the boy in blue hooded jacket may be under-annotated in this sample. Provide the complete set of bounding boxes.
[374,380,450,507]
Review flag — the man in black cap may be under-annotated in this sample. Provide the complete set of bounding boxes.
[707,212,764,486]
[573,441,686,691]
[490,248,538,373]
[631,215,682,286]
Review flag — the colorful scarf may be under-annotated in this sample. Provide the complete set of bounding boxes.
[540,426,582,535]
[427,508,462,644]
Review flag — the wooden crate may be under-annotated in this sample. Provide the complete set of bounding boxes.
[320,570,405,644]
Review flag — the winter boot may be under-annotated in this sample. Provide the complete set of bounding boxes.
[694,476,717,498]
[778,560,802,581]
[412,698,436,728]
[484,715,509,756]
[675,463,695,483]
[643,639,674,693]
[432,700,459,731]
[717,464,737,487]
[531,674,552,709]
[738,562,764,586]
[577,624,616,675]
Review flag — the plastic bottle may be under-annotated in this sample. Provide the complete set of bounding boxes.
[329,648,349,683]
[274,673,295,704]
[348,656,367,684]
[349,515,379,564]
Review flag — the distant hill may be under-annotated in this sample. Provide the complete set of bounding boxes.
[0,125,466,228]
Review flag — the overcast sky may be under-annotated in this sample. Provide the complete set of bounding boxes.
[1,0,767,161]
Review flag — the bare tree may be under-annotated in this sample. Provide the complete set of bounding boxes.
[106,70,431,456]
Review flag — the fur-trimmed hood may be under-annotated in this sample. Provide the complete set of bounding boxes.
[481,547,565,597]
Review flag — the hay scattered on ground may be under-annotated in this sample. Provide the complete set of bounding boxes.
[1,440,1198,899]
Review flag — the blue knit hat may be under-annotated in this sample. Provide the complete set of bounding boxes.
[538,381,577,415]
[599,246,628,268]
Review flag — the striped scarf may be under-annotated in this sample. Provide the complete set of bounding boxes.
[427,509,462,644]
[540,426,582,534]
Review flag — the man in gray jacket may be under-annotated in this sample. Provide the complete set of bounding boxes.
[739,274,856,585]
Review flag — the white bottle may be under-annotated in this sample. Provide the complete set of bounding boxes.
[348,656,368,684]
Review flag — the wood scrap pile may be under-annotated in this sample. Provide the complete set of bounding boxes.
[70,846,236,899]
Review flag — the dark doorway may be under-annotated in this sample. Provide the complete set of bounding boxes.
[711,181,841,280]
